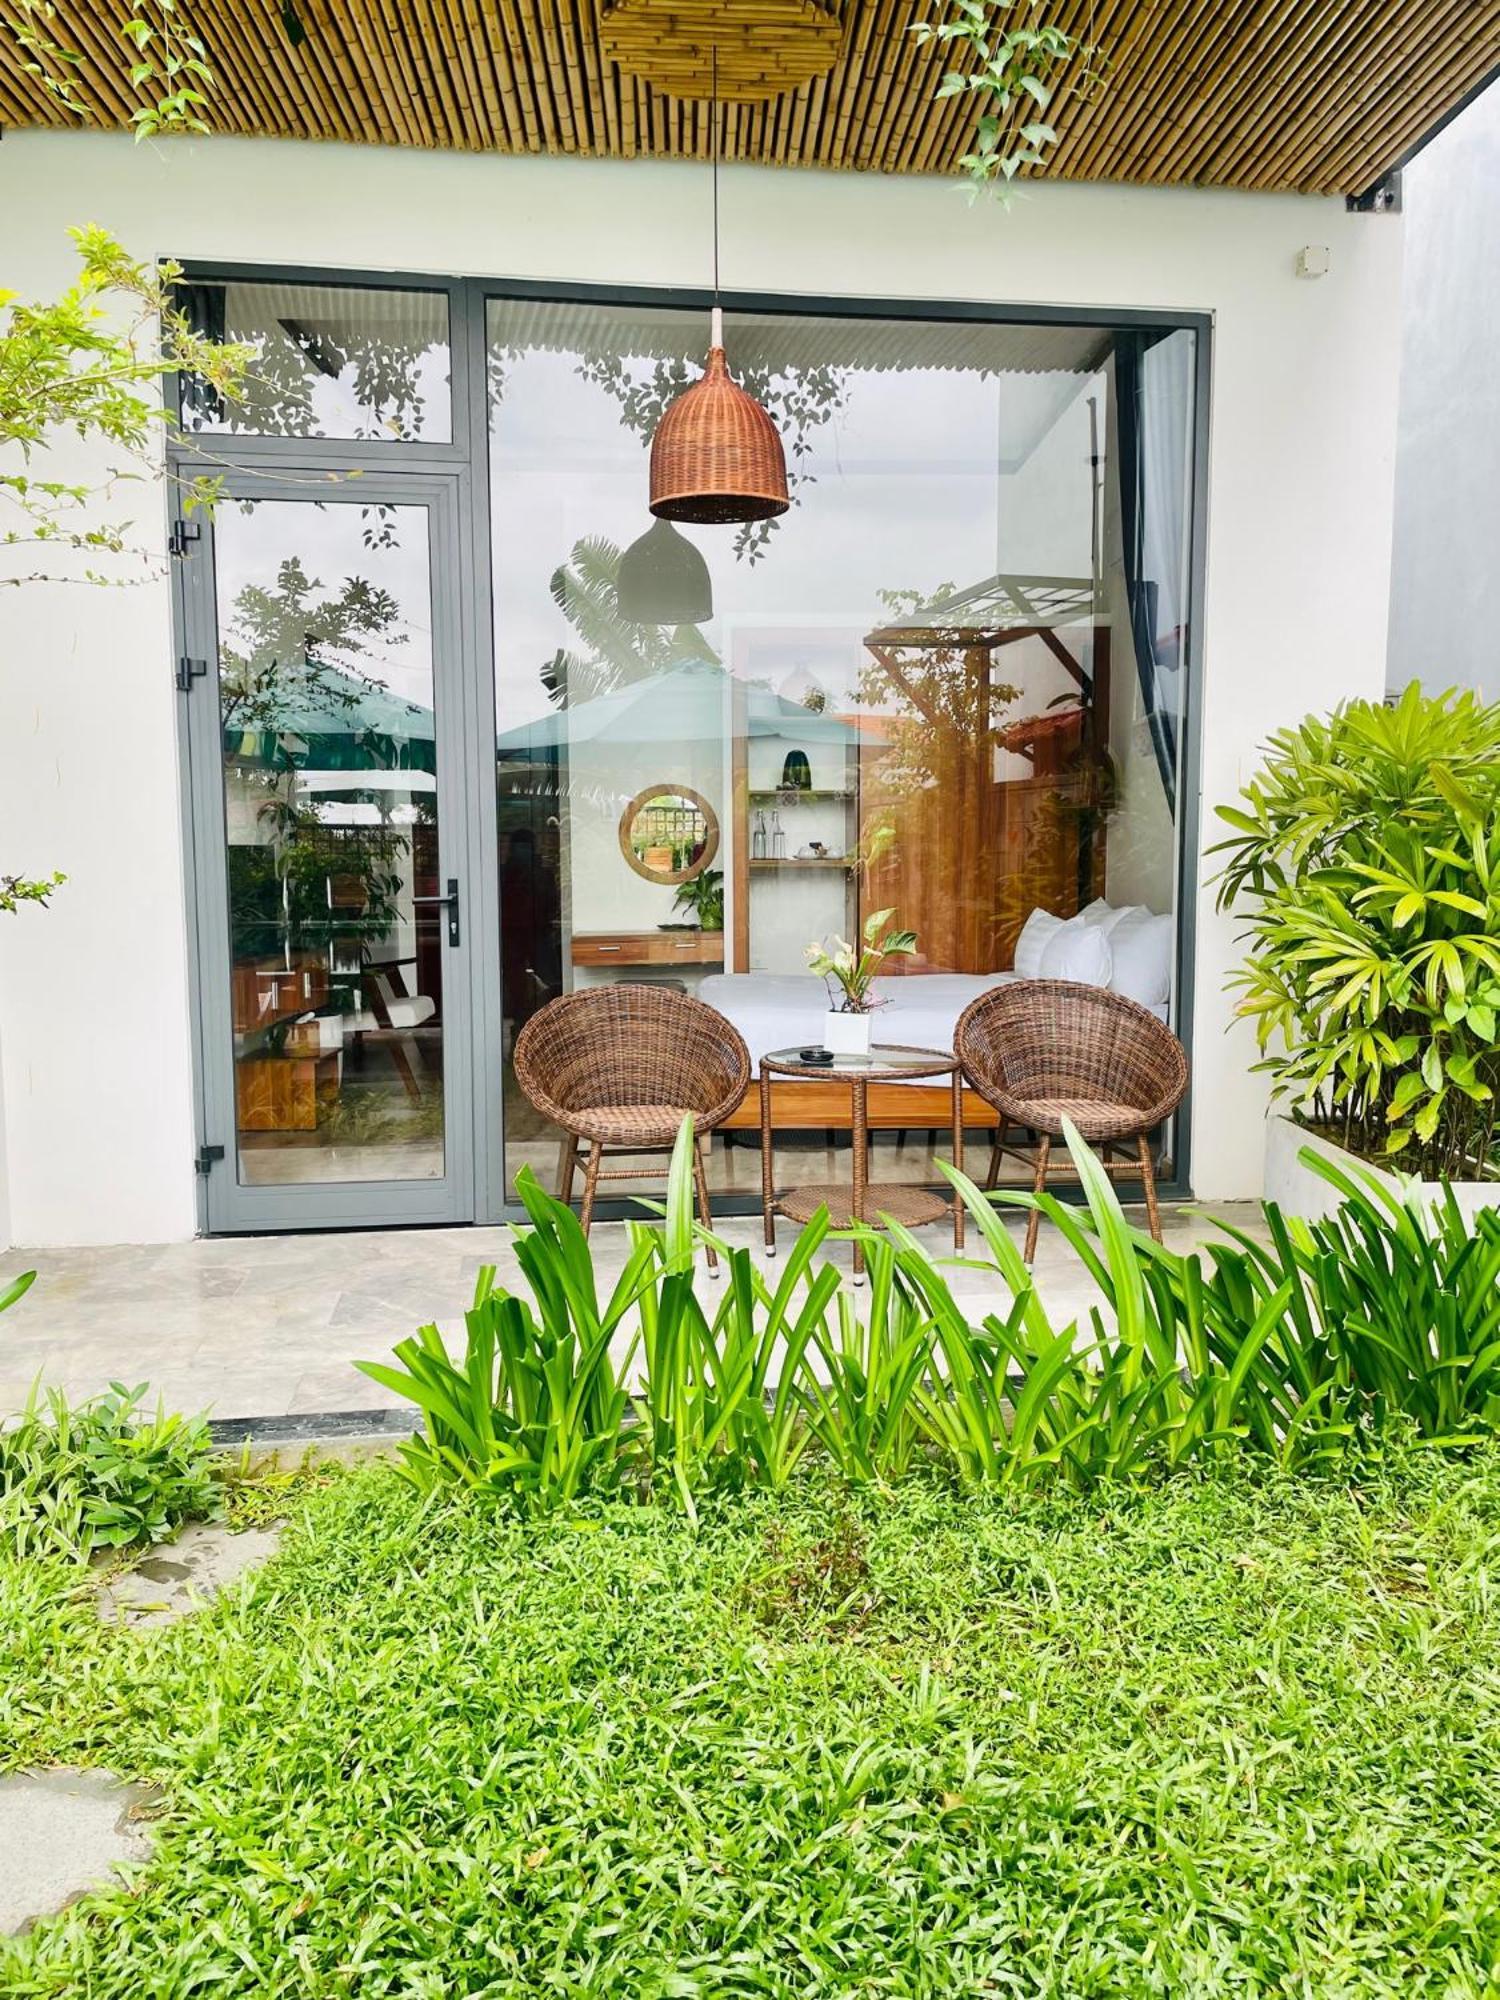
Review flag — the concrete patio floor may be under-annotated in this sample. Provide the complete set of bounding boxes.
[0,1200,1265,1430]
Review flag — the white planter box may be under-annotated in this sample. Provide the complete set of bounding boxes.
[1264,1114,1500,1225]
[823,1010,872,1057]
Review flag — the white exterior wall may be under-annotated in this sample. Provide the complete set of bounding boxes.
[1388,81,1500,698]
[0,131,1403,1241]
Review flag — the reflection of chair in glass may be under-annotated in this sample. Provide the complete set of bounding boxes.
[513,986,750,1265]
[956,980,1188,1261]
[348,960,439,1103]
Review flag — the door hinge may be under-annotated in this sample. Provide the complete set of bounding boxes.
[176,655,208,693]
[169,518,202,558]
[195,1144,225,1176]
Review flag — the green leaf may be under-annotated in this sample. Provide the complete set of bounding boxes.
[0,1267,37,1315]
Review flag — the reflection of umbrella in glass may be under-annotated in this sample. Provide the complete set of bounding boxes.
[223,664,436,775]
[496,658,871,756]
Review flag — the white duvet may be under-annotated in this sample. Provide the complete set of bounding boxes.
[698,971,1016,1082]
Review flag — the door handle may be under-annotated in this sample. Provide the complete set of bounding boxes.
[413,878,461,947]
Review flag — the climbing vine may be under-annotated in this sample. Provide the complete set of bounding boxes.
[7,0,213,137]
[910,0,1096,192]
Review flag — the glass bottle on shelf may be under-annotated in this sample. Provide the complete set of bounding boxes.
[752,810,767,860]
[770,810,786,860]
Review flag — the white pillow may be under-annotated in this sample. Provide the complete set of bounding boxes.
[1109,910,1174,1009]
[1037,914,1113,987]
[1080,897,1150,937]
[1013,907,1063,979]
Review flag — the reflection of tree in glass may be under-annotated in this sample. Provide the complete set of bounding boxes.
[543,536,717,707]
[360,504,401,553]
[246,795,407,963]
[859,581,1110,972]
[218,552,412,739]
[860,583,1022,802]
[575,353,848,562]
[219,551,418,985]
[183,298,439,442]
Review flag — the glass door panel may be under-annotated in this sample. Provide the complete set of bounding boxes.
[186,480,472,1229]
[485,300,1195,1202]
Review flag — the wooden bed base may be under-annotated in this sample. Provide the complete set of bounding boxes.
[721,1081,999,1132]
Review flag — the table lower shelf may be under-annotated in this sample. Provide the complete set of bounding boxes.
[774,1181,951,1229]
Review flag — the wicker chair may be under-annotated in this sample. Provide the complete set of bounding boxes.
[512,985,750,1266]
[955,980,1189,1262]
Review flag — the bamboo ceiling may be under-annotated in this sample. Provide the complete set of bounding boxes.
[1,1,1496,196]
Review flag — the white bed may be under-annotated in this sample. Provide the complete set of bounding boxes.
[699,897,1173,1084]
[698,971,1016,1082]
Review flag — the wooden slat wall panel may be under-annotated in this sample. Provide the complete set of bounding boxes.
[1,0,1495,195]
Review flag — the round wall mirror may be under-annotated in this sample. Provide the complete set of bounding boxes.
[619,785,719,885]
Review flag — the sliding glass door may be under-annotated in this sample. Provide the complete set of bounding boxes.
[180,475,475,1230]
[485,299,1200,1204]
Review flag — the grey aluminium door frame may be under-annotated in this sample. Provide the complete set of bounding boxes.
[178,467,479,1231]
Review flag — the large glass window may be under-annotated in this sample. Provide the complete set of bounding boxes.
[488,300,1196,1197]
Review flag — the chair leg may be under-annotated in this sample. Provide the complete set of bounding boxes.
[1137,1132,1163,1243]
[984,1133,1004,1191]
[389,1036,422,1105]
[693,1134,720,1276]
[1023,1134,1051,1265]
[579,1144,603,1238]
[556,1133,580,1206]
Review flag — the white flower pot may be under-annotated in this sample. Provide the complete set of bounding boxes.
[1264,1113,1500,1225]
[823,1010,872,1057]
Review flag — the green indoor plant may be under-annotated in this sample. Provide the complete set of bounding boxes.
[1213,681,1500,1180]
[671,867,723,932]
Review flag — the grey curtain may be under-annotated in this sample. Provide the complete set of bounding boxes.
[1115,329,1196,813]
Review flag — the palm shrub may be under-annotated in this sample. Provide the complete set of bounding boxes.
[1213,681,1500,1178]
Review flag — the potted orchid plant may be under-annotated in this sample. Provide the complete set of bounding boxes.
[806,907,918,1056]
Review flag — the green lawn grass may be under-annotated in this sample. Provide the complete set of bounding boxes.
[4,1447,1500,1996]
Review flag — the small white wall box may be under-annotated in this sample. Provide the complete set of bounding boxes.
[1295,244,1330,278]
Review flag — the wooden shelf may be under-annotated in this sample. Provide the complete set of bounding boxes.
[747,789,855,802]
[748,858,854,871]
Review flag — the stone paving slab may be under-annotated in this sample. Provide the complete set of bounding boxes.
[0,1768,157,1937]
[96,1521,283,1628]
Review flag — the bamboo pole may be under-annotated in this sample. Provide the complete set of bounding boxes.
[493,0,546,151]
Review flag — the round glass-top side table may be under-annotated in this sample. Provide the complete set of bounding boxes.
[757,1044,965,1282]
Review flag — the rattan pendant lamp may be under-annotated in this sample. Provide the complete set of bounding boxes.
[648,52,790,527]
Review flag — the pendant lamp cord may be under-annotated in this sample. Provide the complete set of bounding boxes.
[711,43,720,303]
